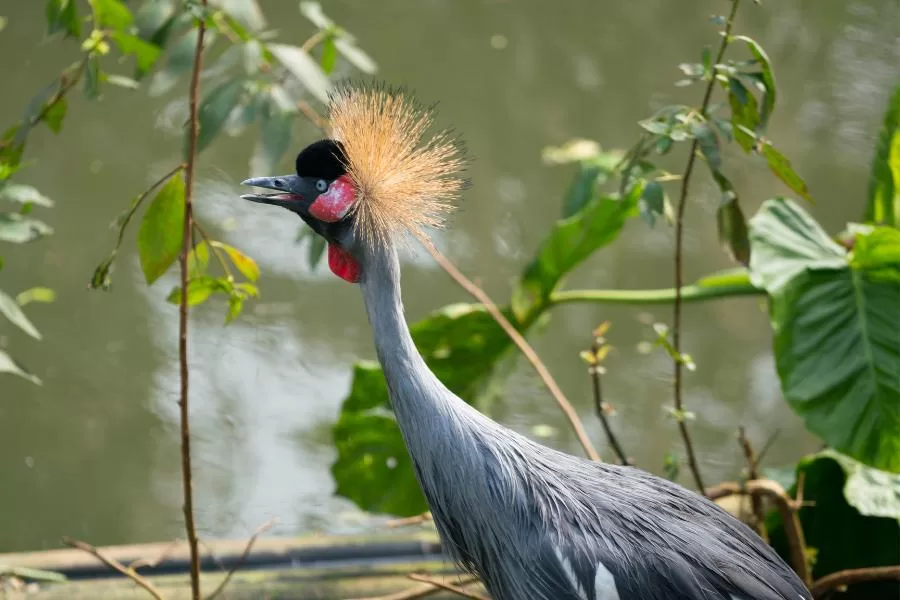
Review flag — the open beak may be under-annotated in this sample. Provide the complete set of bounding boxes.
[240,175,307,208]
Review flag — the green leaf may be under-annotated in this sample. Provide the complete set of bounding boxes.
[42,97,67,133]
[187,241,209,277]
[195,78,245,154]
[46,0,81,38]
[333,303,517,515]
[320,36,337,74]
[268,43,331,104]
[767,451,899,597]
[83,56,101,99]
[692,121,721,170]
[734,36,776,129]
[511,186,641,322]
[0,288,41,339]
[254,109,292,174]
[88,0,133,31]
[166,276,224,306]
[727,77,759,152]
[749,199,900,472]
[149,29,217,96]
[334,38,377,74]
[110,31,162,78]
[865,84,900,227]
[137,174,185,284]
[759,140,812,202]
[639,180,667,227]
[209,241,259,281]
[0,213,53,243]
[16,287,55,306]
[560,157,616,218]
[133,0,176,43]
[0,184,54,207]
[711,171,750,266]
[0,349,41,385]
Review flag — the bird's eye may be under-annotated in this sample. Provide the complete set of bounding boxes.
[315,179,328,193]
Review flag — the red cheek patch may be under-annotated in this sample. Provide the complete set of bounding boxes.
[309,175,356,222]
[328,243,361,283]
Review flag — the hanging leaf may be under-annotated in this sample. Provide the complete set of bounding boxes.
[711,171,750,266]
[110,31,162,78]
[209,241,260,281]
[727,77,759,152]
[195,78,245,154]
[734,35,776,129]
[749,198,900,472]
[16,287,55,306]
[268,43,331,104]
[511,185,641,322]
[320,36,337,74]
[88,0,134,31]
[0,213,53,243]
[864,84,900,227]
[45,0,81,38]
[639,180,667,227]
[759,140,812,202]
[767,450,899,599]
[0,349,41,385]
[83,56,101,99]
[299,1,332,29]
[0,289,41,339]
[0,184,54,207]
[166,276,225,306]
[334,38,378,75]
[692,121,721,170]
[221,0,266,32]
[137,174,185,284]
[133,0,176,44]
[42,97,67,133]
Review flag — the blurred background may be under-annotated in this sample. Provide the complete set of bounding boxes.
[1,0,898,553]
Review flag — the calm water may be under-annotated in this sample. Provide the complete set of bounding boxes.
[1,0,898,552]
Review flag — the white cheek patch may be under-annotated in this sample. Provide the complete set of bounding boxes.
[309,175,356,222]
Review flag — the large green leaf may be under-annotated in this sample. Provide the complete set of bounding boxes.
[865,84,900,227]
[137,174,185,285]
[511,185,640,321]
[767,450,899,599]
[332,303,516,515]
[749,198,900,472]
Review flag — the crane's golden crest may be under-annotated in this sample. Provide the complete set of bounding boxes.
[326,84,468,247]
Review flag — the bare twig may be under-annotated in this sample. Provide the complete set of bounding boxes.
[387,512,433,528]
[811,565,900,599]
[205,519,278,600]
[61,538,165,600]
[407,574,489,600]
[180,5,209,599]
[588,347,630,466]
[737,427,767,540]
[425,245,600,461]
[706,478,810,585]
[128,539,180,571]
[349,575,480,600]
[672,0,742,495]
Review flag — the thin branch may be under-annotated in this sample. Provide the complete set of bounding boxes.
[737,427,767,541]
[588,342,630,465]
[192,221,233,278]
[61,538,165,600]
[349,575,480,600]
[301,30,327,53]
[548,282,762,306]
[128,539,180,571]
[387,512,433,528]
[205,519,278,600]
[706,478,810,585]
[811,565,900,599]
[407,574,489,600]
[425,244,600,461]
[672,0,743,495]
[180,5,209,600]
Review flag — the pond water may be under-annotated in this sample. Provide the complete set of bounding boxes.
[1,0,898,552]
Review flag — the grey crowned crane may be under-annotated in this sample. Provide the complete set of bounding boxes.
[240,84,812,600]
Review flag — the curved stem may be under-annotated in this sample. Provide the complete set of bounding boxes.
[811,566,900,599]
[550,282,762,306]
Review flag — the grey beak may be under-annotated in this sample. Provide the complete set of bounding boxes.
[240,174,306,206]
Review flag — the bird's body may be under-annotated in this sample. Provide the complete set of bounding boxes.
[240,84,812,600]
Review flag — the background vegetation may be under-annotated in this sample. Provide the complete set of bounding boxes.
[0,1,898,599]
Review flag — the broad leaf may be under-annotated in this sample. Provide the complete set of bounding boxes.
[0,213,53,243]
[749,198,900,472]
[332,303,516,515]
[734,36,776,128]
[45,0,81,38]
[511,185,640,322]
[268,43,331,104]
[0,289,41,339]
[88,0,133,31]
[865,84,900,227]
[137,174,185,284]
[166,276,225,306]
[110,31,162,77]
[760,141,811,202]
[639,180,667,227]
[0,349,41,385]
[196,78,245,154]
[727,77,759,152]
[767,450,899,599]
[209,241,259,281]
[0,184,54,207]
[711,170,750,266]
[43,97,67,133]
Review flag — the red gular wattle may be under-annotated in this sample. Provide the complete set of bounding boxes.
[309,174,356,222]
[328,243,361,283]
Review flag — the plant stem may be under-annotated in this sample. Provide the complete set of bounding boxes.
[180,5,208,600]
[588,355,631,465]
[811,566,900,599]
[549,281,762,306]
[672,0,742,494]
[737,427,767,541]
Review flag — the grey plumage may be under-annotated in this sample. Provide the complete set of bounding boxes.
[357,238,812,600]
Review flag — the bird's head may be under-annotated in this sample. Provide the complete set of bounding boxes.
[240,84,467,284]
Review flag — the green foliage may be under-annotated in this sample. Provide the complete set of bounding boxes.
[749,199,900,473]
[767,451,900,599]
[0,289,42,340]
[137,173,185,285]
[0,350,41,385]
[195,77,245,154]
[865,84,900,227]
